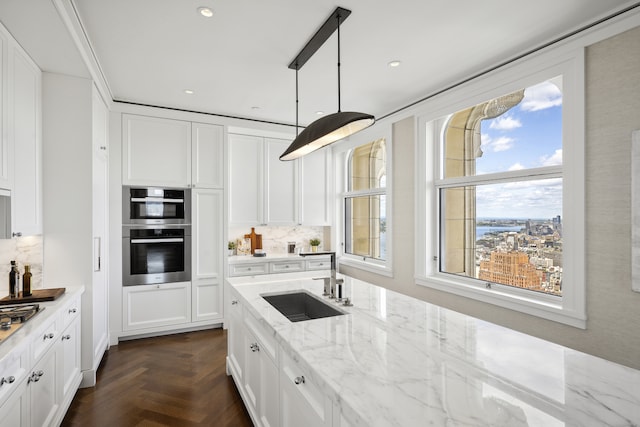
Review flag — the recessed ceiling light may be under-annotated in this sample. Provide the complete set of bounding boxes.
[198,7,213,18]
[251,106,260,110]
[184,89,194,95]
[316,111,324,115]
[388,60,401,68]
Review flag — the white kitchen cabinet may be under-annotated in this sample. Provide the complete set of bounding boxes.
[226,287,245,384]
[29,317,61,427]
[280,350,332,427]
[299,148,331,226]
[244,327,280,427]
[229,133,262,224]
[9,40,42,237]
[264,138,297,225]
[192,188,223,322]
[59,298,81,408]
[228,255,330,277]
[192,122,224,189]
[229,134,298,226]
[269,259,305,274]
[0,27,10,190]
[122,114,191,187]
[0,377,28,427]
[122,282,191,331]
[42,76,109,388]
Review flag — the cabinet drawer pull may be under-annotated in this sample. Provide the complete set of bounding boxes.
[250,342,260,352]
[294,375,305,385]
[0,376,15,386]
[62,334,72,341]
[28,370,44,383]
[68,308,77,314]
[43,332,54,340]
[231,300,239,305]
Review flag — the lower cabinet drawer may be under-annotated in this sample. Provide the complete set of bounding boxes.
[269,261,305,274]
[229,262,269,277]
[305,257,331,271]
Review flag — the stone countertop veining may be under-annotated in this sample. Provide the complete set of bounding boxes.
[227,272,640,426]
[0,286,84,363]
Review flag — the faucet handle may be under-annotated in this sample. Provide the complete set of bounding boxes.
[313,277,331,296]
[342,297,353,307]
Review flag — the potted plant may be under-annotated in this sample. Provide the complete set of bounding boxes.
[309,238,321,252]
[228,240,236,256]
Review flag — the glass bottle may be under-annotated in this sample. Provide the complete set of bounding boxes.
[23,264,32,297]
[9,260,19,298]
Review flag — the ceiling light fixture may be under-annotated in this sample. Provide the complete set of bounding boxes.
[388,60,401,68]
[280,7,374,161]
[198,7,213,18]
[184,89,194,94]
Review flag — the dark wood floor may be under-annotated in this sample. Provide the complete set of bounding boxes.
[62,328,253,427]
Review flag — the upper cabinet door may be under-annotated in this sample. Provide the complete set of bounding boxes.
[229,133,263,225]
[122,114,191,187]
[264,138,298,225]
[299,148,331,226]
[192,122,223,189]
[10,44,42,236]
[0,29,9,190]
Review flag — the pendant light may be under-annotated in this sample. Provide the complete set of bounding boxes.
[280,7,375,161]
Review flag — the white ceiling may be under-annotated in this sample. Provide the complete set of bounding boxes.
[1,1,638,128]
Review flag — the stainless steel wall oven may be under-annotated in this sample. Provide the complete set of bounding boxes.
[123,186,190,225]
[122,186,192,286]
[122,225,191,286]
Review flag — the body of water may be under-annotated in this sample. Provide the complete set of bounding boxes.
[476,225,523,239]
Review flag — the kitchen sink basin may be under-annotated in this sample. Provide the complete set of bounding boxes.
[262,291,345,322]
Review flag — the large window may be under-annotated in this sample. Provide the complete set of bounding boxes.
[439,80,563,296]
[416,51,585,328]
[343,138,387,262]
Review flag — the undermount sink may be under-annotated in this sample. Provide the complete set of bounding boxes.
[262,291,346,322]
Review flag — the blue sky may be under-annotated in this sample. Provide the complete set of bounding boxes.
[475,79,563,219]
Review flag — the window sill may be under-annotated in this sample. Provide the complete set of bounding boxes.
[415,275,586,329]
[339,256,393,278]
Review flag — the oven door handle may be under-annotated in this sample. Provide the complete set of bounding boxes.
[130,238,184,244]
[130,198,184,203]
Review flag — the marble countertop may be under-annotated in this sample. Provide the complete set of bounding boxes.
[228,253,330,264]
[227,272,640,426]
[0,286,84,362]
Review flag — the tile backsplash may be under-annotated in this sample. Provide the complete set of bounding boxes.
[0,235,43,297]
[229,226,331,254]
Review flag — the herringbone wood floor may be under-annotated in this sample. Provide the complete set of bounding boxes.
[62,328,253,427]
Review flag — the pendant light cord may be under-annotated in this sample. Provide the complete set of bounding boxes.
[295,64,299,137]
[337,13,342,113]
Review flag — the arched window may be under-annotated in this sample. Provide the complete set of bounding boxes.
[344,138,387,260]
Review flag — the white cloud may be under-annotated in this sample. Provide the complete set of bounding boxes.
[508,163,525,171]
[520,81,562,112]
[489,114,522,131]
[475,178,562,218]
[540,149,563,166]
[482,134,515,152]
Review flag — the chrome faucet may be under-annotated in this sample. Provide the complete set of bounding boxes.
[300,251,343,299]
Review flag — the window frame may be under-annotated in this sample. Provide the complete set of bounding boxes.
[415,48,586,328]
[335,124,393,276]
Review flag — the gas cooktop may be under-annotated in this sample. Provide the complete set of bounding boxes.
[0,304,44,344]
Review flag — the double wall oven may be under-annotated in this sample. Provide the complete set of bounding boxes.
[122,186,191,286]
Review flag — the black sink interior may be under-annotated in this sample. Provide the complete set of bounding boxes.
[262,291,345,322]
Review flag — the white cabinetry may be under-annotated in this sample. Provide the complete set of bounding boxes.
[42,75,109,387]
[122,115,224,189]
[226,289,279,427]
[122,282,191,331]
[0,291,82,427]
[0,28,10,189]
[122,115,191,187]
[192,123,224,189]
[299,148,331,226]
[229,134,298,226]
[192,188,223,322]
[228,255,330,277]
[280,350,332,427]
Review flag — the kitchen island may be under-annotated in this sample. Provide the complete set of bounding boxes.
[226,272,640,426]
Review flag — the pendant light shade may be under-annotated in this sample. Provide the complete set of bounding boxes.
[280,7,374,161]
[280,111,374,160]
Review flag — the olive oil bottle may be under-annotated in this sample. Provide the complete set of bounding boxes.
[9,260,19,298]
[23,264,32,297]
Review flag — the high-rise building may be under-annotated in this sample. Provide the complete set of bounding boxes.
[478,251,542,290]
